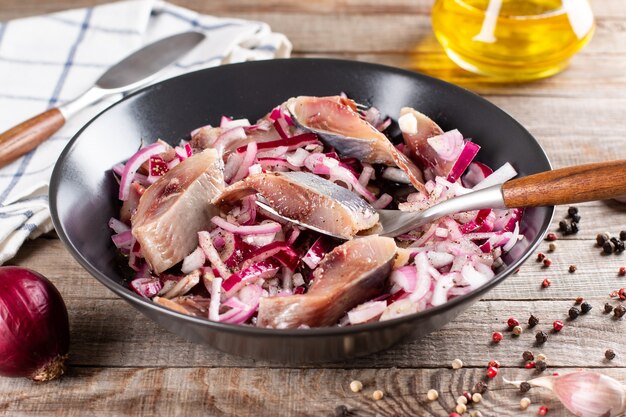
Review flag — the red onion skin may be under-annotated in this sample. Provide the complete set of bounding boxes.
[0,266,70,381]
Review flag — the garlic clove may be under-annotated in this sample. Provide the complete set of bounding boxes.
[505,371,626,417]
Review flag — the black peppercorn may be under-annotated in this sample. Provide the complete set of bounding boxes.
[614,305,626,319]
[605,303,614,314]
[620,230,626,241]
[535,330,548,344]
[568,307,580,319]
[616,240,625,253]
[335,405,349,417]
[604,241,615,254]
[569,265,577,273]
[605,349,616,360]
[520,381,531,393]
[528,314,539,327]
[570,221,579,234]
[535,360,547,372]
[472,381,488,395]
[522,351,534,361]
[567,206,578,217]
[558,220,568,232]
[571,213,581,223]
[581,302,593,314]
[597,233,610,247]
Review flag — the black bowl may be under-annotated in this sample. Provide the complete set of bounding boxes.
[50,59,552,363]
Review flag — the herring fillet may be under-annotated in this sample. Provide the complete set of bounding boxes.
[257,235,397,328]
[213,171,379,239]
[132,148,224,273]
[286,96,426,193]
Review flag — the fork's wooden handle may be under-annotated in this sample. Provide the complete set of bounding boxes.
[0,108,65,168]
[502,160,626,207]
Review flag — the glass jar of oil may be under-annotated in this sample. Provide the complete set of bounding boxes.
[432,0,595,81]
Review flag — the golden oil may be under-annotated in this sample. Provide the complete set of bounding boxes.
[432,0,595,81]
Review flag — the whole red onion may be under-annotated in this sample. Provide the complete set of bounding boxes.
[0,266,70,381]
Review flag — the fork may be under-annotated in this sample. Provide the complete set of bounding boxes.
[257,160,626,239]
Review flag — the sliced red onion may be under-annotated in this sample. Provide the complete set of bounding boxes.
[211,216,282,236]
[111,230,133,250]
[181,247,206,274]
[236,133,318,154]
[257,146,289,158]
[460,209,492,234]
[174,143,193,161]
[302,236,332,269]
[198,231,231,279]
[130,277,162,299]
[347,300,387,324]
[240,241,299,271]
[221,260,280,297]
[230,141,258,183]
[382,167,411,184]
[208,277,223,321]
[358,164,375,186]
[372,193,393,209]
[462,161,493,188]
[223,152,244,183]
[220,116,232,127]
[258,157,299,172]
[274,118,290,139]
[108,217,130,234]
[380,298,419,321]
[221,118,250,130]
[286,148,311,167]
[390,266,417,292]
[446,141,480,183]
[431,273,456,306]
[215,126,246,153]
[427,129,464,161]
[118,142,166,200]
[473,162,517,190]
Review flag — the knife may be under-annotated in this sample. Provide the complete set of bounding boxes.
[0,31,206,167]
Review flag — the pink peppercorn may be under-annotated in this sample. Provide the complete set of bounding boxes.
[539,405,549,415]
[553,320,564,331]
[507,317,520,328]
[492,331,503,343]
[525,361,536,369]
[486,366,498,378]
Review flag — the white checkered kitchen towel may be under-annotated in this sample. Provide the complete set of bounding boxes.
[0,0,291,264]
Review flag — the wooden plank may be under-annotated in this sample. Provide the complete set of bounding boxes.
[0,366,623,417]
[60,298,625,369]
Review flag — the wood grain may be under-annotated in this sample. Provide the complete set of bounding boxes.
[2,0,626,416]
[0,108,65,167]
[502,160,626,208]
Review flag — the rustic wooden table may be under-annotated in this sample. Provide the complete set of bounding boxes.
[1,1,625,416]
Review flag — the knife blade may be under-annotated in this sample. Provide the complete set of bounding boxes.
[0,31,206,168]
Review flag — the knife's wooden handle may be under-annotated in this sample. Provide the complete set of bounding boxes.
[0,108,65,168]
[502,160,626,207]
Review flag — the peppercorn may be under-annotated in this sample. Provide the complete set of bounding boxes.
[536,330,548,344]
[597,232,611,247]
[619,288,626,301]
[614,305,626,319]
[581,301,593,314]
[605,349,616,360]
[543,258,552,267]
[525,361,536,369]
[463,391,472,403]
[537,353,547,362]
[513,325,523,336]
[472,381,488,395]
[486,366,498,378]
[456,395,467,405]
[575,296,584,305]
[616,240,625,253]
[470,411,483,417]
[570,221,579,234]
[427,389,438,401]
[604,241,615,254]
[542,278,551,288]
[471,393,482,404]
[539,405,549,416]
[569,264,577,273]
[528,314,539,327]
[571,213,581,223]
[372,390,384,401]
[488,359,501,368]
[548,242,557,252]
[620,230,626,241]
[619,267,626,276]
[492,331,503,343]
[558,220,568,232]
[569,307,580,319]
[451,358,464,369]
[552,320,564,331]
[507,317,520,328]
[567,206,578,217]
[605,303,614,314]
[350,380,363,393]
[523,351,534,361]
[520,397,531,410]
[456,403,467,414]
[546,232,558,241]
[335,405,349,417]
[535,360,547,372]
[520,381,531,393]
[449,413,461,417]
[537,252,546,261]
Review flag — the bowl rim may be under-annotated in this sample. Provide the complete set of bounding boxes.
[50,57,554,337]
